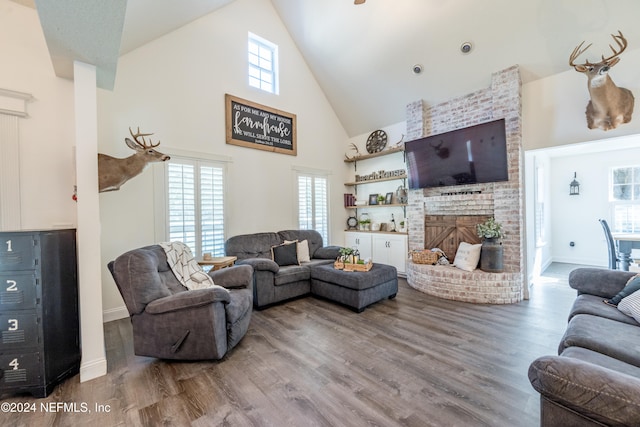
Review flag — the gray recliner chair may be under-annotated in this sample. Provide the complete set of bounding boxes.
[108,244,253,360]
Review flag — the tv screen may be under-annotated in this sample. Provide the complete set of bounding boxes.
[405,118,508,189]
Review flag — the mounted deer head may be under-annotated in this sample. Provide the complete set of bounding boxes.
[98,127,170,192]
[569,31,635,131]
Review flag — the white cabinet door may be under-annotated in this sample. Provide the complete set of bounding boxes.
[344,232,373,260]
[372,234,407,274]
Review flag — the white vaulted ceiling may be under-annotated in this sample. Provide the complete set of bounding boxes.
[31,0,234,89]
[26,0,640,136]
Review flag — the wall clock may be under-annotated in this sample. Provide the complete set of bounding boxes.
[347,216,358,229]
[366,130,387,154]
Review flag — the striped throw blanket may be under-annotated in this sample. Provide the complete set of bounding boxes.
[159,242,216,290]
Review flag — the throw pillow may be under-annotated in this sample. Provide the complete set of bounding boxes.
[605,274,640,306]
[284,239,311,263]
[297,239,311,263]
[271,242,299,266]
[618,288,640,323]
[453,242,482,272]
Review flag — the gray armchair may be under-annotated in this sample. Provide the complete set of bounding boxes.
[108,244,253,360]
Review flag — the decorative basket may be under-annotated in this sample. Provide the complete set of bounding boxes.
[410,250,439,265]
[343,261,373,272]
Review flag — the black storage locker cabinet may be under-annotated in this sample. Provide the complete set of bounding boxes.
[0,229,80,398]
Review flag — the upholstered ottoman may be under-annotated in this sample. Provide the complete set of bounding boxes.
[309,263,398,312]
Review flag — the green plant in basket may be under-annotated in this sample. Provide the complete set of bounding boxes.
[476,217,503,239]
[339,247,354,262]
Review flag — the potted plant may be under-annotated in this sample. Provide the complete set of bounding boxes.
[476,217,503,272]
[359,218,371,231]
[476,217,503,240]
[338,247,354,263]
[399,220,406,233]
[377,194,386,204]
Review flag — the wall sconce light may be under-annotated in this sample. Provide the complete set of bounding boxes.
[569,172,580,196]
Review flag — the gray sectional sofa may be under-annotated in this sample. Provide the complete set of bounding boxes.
[528,268,640,427]
[225,229,342,308]
[225,229,398,311]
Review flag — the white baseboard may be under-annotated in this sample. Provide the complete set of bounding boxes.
[102,306,129,323]
[551,256,605,267]
[80,357,107,382]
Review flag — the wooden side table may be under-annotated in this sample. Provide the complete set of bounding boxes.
[198,256,237,271]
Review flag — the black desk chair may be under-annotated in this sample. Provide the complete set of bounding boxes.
[599,219,620,270]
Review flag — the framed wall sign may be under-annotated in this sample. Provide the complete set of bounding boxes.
[225,94,297,156]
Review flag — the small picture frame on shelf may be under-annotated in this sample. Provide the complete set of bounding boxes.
[369,194,379,205]
[385,192,393,205]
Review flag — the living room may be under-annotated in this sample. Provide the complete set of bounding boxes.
[2,0,640,425]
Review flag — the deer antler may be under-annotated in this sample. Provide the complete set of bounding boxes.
[129,127,160,148]
[600,31,628,64]
[569,31,627,68]
[569,40,593,67]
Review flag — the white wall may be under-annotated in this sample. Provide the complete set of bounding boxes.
[523,48,640,151]
[98,0,349,318]
[0,0,76,229]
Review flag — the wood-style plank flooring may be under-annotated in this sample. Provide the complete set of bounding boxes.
[1,264,580,427]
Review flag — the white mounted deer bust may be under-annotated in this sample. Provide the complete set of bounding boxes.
[569,31,634,131]
[98,127,170,192]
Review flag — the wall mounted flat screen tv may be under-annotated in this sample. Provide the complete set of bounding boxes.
[405,118,508,189]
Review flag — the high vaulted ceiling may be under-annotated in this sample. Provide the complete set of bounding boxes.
[27,0,640,137]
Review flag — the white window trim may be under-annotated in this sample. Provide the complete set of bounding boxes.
[153,151,232,248]
[293,165,332,244]
[248,32,279,95]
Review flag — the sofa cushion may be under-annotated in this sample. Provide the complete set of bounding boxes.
[272,242,299,266]
[225,232,282,260]
[274,265,311,286]
[569,268,637,299]
[561,346,640,377]
[146,287,230,314]
[111,246,185,315]
[559,314,640,368]
[569,294,639,325]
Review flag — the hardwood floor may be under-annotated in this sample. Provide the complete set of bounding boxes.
[1,267,578,427]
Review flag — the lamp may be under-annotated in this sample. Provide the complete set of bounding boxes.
[569,172,580,196]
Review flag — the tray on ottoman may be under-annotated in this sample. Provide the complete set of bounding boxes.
[310,263,398,312]
[334,261,373,272]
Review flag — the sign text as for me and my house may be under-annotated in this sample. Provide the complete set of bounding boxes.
[225,94,297,156]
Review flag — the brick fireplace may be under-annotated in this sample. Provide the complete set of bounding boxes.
[405,66,524,304]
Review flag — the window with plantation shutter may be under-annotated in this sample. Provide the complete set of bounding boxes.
[297,172,329,244]
[166,158,226,257]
